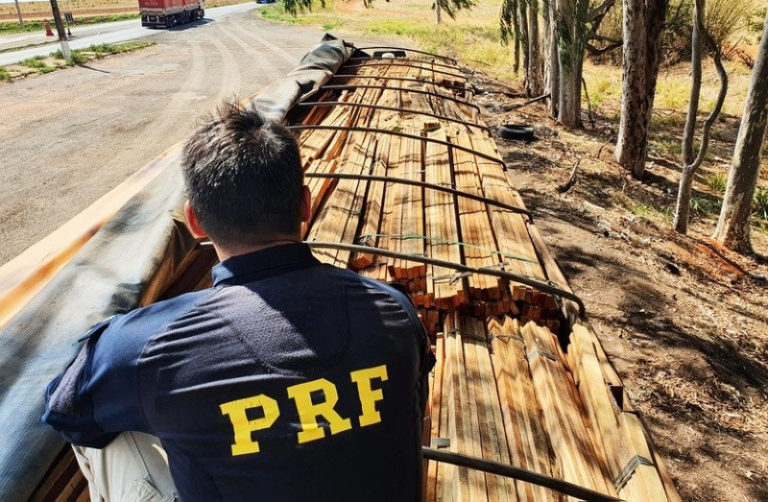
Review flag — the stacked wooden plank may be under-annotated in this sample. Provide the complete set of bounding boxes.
[426,314,679,501]
[296,53,680,502]
[298,56,558,329]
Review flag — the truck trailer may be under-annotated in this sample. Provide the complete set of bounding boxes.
[140,0,204,28]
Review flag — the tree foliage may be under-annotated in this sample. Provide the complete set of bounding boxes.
[282,0,475,18]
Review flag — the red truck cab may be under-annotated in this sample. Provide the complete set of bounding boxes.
[140,0,204,28]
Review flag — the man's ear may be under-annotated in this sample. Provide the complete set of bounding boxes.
[300,185,311,223]
[185,201,208,239]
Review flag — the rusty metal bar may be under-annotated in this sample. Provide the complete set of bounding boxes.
[303,172,532,221]
[422,448,619,502]
[303,242,586,317]
[341,61,466,80]
[287,125,505,168]
[348,56,463,72]
[296,101,488,132]
[332,74,469,93]
[319,84,478,110]
[356,45,458,64]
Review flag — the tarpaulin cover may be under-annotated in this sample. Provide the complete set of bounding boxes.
[0,35,353,501]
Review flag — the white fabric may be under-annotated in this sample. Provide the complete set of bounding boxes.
[72,432,177,502]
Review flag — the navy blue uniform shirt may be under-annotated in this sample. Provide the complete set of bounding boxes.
[42,243,433,501]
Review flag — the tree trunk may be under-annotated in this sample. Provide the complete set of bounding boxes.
[14,0,23,26]
[682,8,702,167]
[557,0,583,127]
[615,0,669,179]
[527,0,544,96]
[519,0,530,91]
[543,1,551,90]
[713,8,768,253]
[436,2,441,24]
[513,1,521,74]
[548,0,560,118]
[674,0,703,233]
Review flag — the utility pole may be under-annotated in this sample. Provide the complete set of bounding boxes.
[13,0,23,26]
[49,0,71,59]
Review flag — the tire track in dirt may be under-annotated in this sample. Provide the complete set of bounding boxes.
[218,22,286,85]
[227,16,303,68]
[96,35,211,172]
[205,21,255,104]
[0,44,178,141]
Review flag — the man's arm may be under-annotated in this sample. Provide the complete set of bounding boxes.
[41,314,150,448]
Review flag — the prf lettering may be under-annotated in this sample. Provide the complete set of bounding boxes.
[219,364,388,456]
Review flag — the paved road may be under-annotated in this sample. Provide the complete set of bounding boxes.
[0,3,259,66]
[0,8,384,265]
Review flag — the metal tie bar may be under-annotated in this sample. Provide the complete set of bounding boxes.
[304,241,587,317]
[422,447,621,502]
[341,62,467,80]
[321,84,477,110]
[303,172,532,221]
[331,75,471,95]
[287,125,505,169]
[356,46,458,64]
[348,56,463,73]
[296,101,489,132]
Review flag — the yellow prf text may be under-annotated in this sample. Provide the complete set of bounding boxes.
[219,364,388,456]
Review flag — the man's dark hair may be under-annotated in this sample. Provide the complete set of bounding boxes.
[182,103,303,247]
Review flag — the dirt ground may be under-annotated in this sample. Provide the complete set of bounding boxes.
[474,78,768,501]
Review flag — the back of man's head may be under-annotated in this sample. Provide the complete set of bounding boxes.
[182,103,303,247]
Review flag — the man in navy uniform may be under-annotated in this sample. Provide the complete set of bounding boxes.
[43,104,434,501]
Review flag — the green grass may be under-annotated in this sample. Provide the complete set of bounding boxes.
[259,3,310,24]
[0,41,154,84]
[649,139,679,158]
[754,186,768,221]
[322,20,343,31]
[21,55,54,73]
[705,172,728,192]
[0,14,139,35]
[628,201,674,223]
[258,1,517,81]
[86,41,155,57]
[631,202,656,217]
[689,196,721,216]
[67,52,88,65]
[584,74,618,109]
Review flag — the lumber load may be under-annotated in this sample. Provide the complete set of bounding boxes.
[298,55,561,325]
[296,50,680,502]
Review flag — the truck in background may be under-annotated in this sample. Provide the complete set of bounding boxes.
[140,0,204,28]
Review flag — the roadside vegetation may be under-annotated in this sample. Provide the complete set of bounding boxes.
[0,14,139,35]
[0,41,154,82]
[259,0,767,239]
